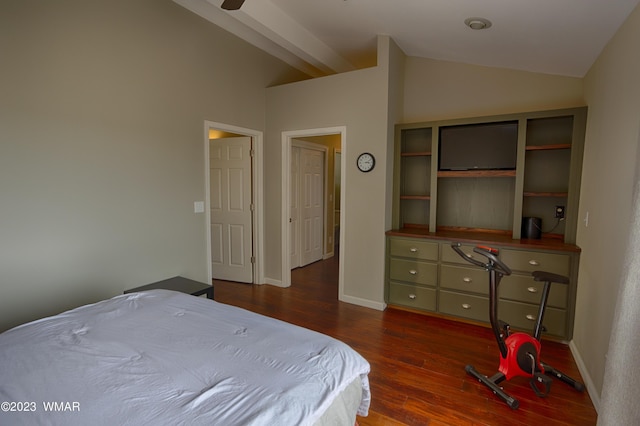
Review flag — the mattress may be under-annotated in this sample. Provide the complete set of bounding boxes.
[0,290,370,425]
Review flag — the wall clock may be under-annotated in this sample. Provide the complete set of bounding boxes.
[357,152,375,172]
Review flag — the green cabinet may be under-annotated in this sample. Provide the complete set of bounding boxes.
[389,238,438,260]
[385,236,580,340]
[388,283,437,311]
[440,264,490,295]
[500,274,568,308]
[389,258,437,285]
[500,301,566,337]
[500,249,570,275]
[439,290,489,323]
[386,236,438,312]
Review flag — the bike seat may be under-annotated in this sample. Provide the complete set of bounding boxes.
[532,270,569,285]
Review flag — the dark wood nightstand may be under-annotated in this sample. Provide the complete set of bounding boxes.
[124,276,214,300]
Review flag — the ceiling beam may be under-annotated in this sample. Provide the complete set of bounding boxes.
[233,1,355,74]
[174,0,354,77]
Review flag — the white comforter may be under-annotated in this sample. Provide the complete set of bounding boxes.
[0,290,370,425]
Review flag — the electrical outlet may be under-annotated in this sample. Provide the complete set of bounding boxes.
[555,205,565,219]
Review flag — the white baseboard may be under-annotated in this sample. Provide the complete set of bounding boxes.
[569,340,600,414]
[339,294,386,311]
[262,277,287,288]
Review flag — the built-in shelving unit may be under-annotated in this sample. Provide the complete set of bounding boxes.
[386,107,587,340]
[391,107,587,243]
[397,127,433,228]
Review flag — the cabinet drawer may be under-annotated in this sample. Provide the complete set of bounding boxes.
[388,282,436,311]
[389,258,437,285]
[389,238,438,261]
[440,264,489,295]
[500,249,570,275]
[439,290,489,323]
[500,300,566,337]
[500,274,568,308]
[441,243,485,265]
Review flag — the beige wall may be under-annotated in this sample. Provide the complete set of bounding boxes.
[403,57,584,123]
[264,37,399,308]
[0,0,305,331]
[384,37,406,231]
[577,3,640,404]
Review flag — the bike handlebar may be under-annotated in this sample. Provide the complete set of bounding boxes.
[451,243,512,276]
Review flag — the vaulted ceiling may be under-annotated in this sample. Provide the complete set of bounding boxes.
[175,0,640,78]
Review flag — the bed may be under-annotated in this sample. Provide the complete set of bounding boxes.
[0,290,370,425]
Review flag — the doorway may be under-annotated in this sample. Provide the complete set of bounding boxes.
[281,127,346,299]
[204,121,264,285]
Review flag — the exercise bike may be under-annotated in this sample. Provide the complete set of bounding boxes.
[451,243,584,409]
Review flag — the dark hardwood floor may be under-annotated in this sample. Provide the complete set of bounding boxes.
[213,254,597,425]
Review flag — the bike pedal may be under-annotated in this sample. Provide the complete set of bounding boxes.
[530,373,552,397]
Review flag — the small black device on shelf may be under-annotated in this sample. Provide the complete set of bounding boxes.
[522,216,542,239]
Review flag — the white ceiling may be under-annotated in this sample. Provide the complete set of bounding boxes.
[175,0,639,78]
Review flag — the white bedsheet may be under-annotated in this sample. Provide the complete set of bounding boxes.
[0,290,370,425]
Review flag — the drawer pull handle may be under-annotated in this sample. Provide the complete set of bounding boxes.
[409,248,418,253]
[408,294,417,300]
[409,270,417,275]
[463,277,472,283]
[461,303,471,310]
[528,260,540,266]
[526,314,536,321]
[527,286,538,293]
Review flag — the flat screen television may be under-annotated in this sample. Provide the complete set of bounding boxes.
[438,121,518,171]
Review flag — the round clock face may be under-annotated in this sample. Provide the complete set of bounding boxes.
[357,152,375,172]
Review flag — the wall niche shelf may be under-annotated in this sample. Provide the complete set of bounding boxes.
[400,195,431,200]
[526,143,571,151]
[401,151,432,157]
[523,192,568,197]
[437,170,516,178]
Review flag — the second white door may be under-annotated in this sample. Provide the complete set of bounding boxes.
[290,146,324,268]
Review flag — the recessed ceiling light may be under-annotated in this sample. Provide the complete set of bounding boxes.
[464,17,492,30]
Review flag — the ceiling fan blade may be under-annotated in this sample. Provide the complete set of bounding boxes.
[221,0,245,10]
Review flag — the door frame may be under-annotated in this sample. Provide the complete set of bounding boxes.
[204,121,264,285]
[281,127,346,299]
[333,148,341,257]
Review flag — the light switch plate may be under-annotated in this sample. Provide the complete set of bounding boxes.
[194,201,205,213]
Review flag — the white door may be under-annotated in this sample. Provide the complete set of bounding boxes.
[290,145,325,269]
[300,148,324,266]
[210,137,253,283]
[290,147,301,268]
